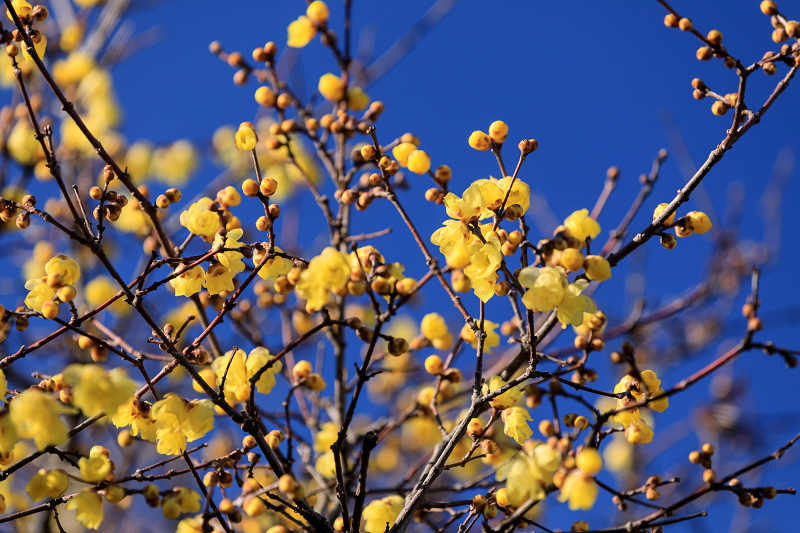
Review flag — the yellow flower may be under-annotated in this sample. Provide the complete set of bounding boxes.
[151,394,215,456]
[66,489,103,529]
[443,183,483,223]
[407,150,431,175]
[625,418,654,444]
[215,228,245,273]
[464,236,502,281]
[501,406,533,444]
[235,122,257,151]
[483,375,522,409]
[558,471,598,511]
[519,266,566,312]
[287,16,316,48]
[176,487,201,513]
[564,209,601,243]
[315,450,337,477]
[23,278,56,313]
[253,245,293,279]
[9,389,68,450]
[6,1,31,21]
[44,254,80,286]
[314,421,339,453]
[79,452,112,483]
[420,313,448,341]
[472,178,504,217]
[0,412,17,453]
[296,247,350,312]
[63,364,137,418]
[84,276,130,316]
[179,198,220,236]
[556,280,597,329]
[26,469,69,501]
[460,320,500,353]
[0,369,6,402]
[151,140,198,185]
[204,263,235,295]
[111,398,158,441]
[430,220,470,255]
[497,441,559,506]
[318,73,346,101]
[362,495,405,533]
[170,265,205,297]
[7,121,41,165]
[211,347,282,405]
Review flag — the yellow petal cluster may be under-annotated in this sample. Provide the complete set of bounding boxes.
[79,451,112,483]
[564,209,601,244]
[170,265,205,297]
[25,469,69,501]
[287,16,316,48]
[63,364,136,418]
[150,394,214,455]
[295,247,350,312]
[66,489,104,529]
[211,347,283,405]
[179,198,220,236]
[253,245,293,279]
[362,495,405,533]
[483,375,522,409]
[501,406,533,444]
[496,441,559,506]
[9,389,68,450]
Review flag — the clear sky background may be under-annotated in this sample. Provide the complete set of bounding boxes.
[5,1,800,532]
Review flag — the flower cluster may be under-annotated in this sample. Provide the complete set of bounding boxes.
[211,347,283,405]
[614,370,669,444]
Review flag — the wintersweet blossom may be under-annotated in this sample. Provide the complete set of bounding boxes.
[215,228,245,273]
[430,220,470,255]
[496,176,531,214]
[497,441,560,506]
[26,469,69,501]
[204,263,235,295]
[443,183,483,223]
[170,265,205,297]
[296,247,350,312]
[63,364,136,418]
[179,198,219,236]
[79,451,112,483]
[66,489,103,529]
[471,178,504,217]
[362,495,405,533]
[287,16,316,48]
[460,320,500,353]
[45,254,80,285]
[502,406,534,444]
[556,280,597,329]
[564,209,601,243]
[558,470,598,511]
[253,245,293,279]
[519,266,566,312]
[23,277,55,313]
[9,389,68,450]
[211,347,283,405]
[483,375,522,409]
